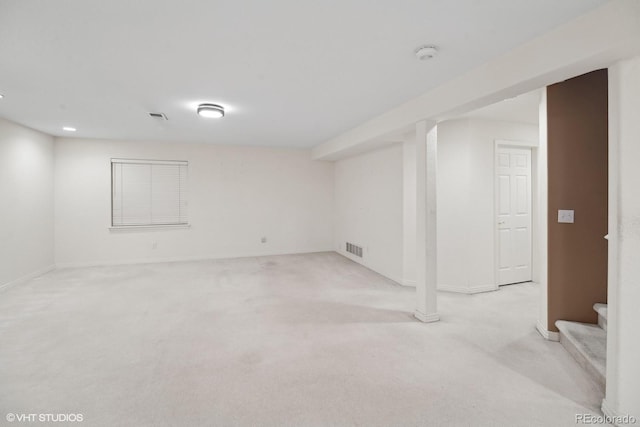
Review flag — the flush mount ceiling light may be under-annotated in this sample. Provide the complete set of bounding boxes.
[415,45,438,61]
[197,103,225,119]
[0,94,4,99]
[62,126,76,132]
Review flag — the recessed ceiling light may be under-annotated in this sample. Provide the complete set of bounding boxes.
[197,103,225,119]
[63,126,76,132]
[415,45,438,60]
[0,94,4,99]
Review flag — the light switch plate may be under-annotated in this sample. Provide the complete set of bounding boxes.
[558,209,575,223]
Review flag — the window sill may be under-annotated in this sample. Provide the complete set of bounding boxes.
[109,224,191,232]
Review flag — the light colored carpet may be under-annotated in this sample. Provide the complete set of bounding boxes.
[0,252,606,427]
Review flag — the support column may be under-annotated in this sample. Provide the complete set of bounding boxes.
[415,120,439,323]
[402,134,417,287]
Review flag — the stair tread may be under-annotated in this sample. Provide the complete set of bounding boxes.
[593,303,608,320]
[555,320,606,378]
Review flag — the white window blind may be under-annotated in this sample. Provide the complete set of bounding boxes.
[111,159,188,227]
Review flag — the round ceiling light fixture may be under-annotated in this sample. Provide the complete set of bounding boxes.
[415,45,438,61]
[197,103,225,119]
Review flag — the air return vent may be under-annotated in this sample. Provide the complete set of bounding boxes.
[148,112,168,120]
[346,242,363,258]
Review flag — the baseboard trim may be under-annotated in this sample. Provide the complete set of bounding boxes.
[414,310,440,323]
[536,321,560,342]
[334,250,404,285]
[601,399,622,426]
[55,249,334,269]
[437,284,498,294]
[0,264,56,292]
[600,399,637,427]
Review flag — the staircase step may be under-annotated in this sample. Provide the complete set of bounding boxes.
[593,303,608,331]
[555,320,606,390]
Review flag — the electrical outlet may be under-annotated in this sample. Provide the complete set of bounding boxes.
[558,210,575,224]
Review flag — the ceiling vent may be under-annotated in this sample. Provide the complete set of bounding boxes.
[148,112,168,120]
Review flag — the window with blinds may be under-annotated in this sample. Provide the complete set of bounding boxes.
[111,159,188,227]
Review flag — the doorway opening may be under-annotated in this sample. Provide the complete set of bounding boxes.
[435,89,542,295]
[428,70,609,398]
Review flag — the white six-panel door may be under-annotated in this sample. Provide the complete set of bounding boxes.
[496,146,532,285]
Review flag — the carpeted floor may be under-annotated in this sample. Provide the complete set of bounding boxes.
[0,252,605,426]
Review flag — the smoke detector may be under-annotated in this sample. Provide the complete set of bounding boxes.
[415,45,438,61]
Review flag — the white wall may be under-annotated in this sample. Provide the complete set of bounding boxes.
[437,118,538,293]
[605,56,640,420]
[54,138,334,266]
[334,144,404,283]
[0,119,55,287]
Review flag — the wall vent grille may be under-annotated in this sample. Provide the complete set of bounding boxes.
[346,242,363,258]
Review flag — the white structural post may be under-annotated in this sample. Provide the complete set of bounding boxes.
[415,120,440,323]
[402,134,417,287]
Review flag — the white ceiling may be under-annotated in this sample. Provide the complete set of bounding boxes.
[456,90,541,125]
[0,0,606,148]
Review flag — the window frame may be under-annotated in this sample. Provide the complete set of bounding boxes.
[109,158,189,230]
